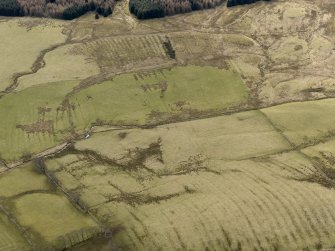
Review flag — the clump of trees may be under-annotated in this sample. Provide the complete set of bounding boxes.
[60,1,113,20]
[129,0,224,19]
[227,0,270,8]
[162,37,176,59]
[129,0,164,19]
[0,0,115,19]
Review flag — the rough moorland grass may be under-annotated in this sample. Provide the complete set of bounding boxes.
[0,19,67,92]
[45,110,335,251]
[69,65,249,129]
[269,36,309,62]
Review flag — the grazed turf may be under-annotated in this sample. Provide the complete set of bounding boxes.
[0,164,49,197]
[0,80,78,161]
[14,193,98,243]
[69,65,249,129]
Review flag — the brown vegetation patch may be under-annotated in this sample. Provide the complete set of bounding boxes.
[147,108,204,124]
[17,120,54,134]
[108,183,195,206]
[147,104,251,125]
[176,154,207,173]
[38,106,52,115]
[169,101,189,111]
[118,139,163,170]
[294,45,303,51]
[140,80,168,97]
[302,87,325,93]
[58,100,75,112]
[118,132,127,139]
[295,154,335,189]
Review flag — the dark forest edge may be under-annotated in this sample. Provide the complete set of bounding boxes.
[0,0,115,20]
[0,0,271,20]
[129,0,224,19]
[129,0,271,19]
[227,0,270,8]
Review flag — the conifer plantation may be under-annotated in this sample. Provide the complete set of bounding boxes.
[0,0,272,20]
[227,0,270,7]
[0,0,115,19]
[129,0,224,19]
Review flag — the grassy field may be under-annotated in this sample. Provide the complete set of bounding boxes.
[0,162,100,250]
[0,212,30,251]
[44,109,335,251]
[262,99,335,147]
[0,164,49,197]
[69,65,249,128]
[16,44,100,91]
[302,139,335,161]
[0,0,335,250]
[0,65,248,162]
[0,19,67,92]
[14,193,98,243]
[0,80,78,161]
[74,110,290,163]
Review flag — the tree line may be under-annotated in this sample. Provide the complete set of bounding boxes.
[0,0,115,19]
[0,0,23,16]
[129,0,224,19]
[0,0,271,20]
[227,0,270,8]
